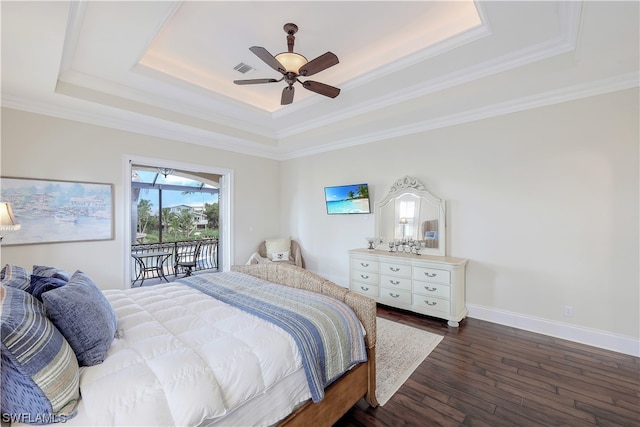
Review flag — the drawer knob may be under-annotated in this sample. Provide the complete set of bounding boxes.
[390,280,400,285]
[360,286,369,291]
[424,286,437,292]
[360,274,369,279]
[389,267,400,272]
[389,293,400,298]
[424,300,437,306]
[360,263,369,267]
[424,272,437,278]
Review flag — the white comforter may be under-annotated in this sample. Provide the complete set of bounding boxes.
[62,283,307,426]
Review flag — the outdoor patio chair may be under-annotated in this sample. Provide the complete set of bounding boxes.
[174,241,202,277]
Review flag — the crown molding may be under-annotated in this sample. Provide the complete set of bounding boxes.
[54,24,578,148]
[278,36,579,140]
[4,70,636,163]
[0,93,283,160]
[4,71,636,162]
[279,72,639,160]
[4,0,591,159]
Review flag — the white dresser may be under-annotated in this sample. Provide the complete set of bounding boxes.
[349,248,468,327]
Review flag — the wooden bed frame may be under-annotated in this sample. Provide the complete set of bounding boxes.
[231,263,379,426]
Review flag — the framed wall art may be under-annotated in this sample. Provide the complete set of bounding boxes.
[0,177,114,246]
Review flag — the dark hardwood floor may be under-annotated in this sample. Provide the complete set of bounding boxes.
[336,305,640,426]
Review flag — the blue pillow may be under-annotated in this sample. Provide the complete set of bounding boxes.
[41,271,117,366]
[32,265,72,282]
[1,285,79,423]
[0,264,30,291]
[29,275,67,301]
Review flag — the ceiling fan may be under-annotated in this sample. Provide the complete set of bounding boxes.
[234,23,340,105]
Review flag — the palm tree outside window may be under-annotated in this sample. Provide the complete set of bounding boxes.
[131,167,220,244]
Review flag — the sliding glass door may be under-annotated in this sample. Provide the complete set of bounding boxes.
[123,156,233,286]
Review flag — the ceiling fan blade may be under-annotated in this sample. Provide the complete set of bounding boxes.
[233,78,280,85]
[299,52,339,77]
[249,46,285,73]
[302,80,340,98]
[281,86,295,105]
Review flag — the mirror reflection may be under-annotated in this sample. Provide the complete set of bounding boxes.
[375,176,446,256]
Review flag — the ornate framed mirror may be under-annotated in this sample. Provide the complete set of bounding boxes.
[375,176,446,257]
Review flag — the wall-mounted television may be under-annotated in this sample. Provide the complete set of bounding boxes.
[324,183,371,215]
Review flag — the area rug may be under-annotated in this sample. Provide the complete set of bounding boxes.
[375,317,444,405]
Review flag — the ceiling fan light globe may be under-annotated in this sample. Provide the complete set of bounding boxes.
[275,52,308,74]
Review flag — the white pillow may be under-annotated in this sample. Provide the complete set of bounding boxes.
[271,251,290,262]
[265,237,291,259]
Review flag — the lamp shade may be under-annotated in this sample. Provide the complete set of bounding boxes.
[399,217,408,225]
[275,52,308,73]
[0,202,21,231]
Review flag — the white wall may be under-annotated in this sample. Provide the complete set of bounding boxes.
[281,88,639,354]
[0,109,281,288]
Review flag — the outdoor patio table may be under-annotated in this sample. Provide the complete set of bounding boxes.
[131,250,171,286]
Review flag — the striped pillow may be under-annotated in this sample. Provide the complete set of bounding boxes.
[0,285,79,424]
[0,264,30,291]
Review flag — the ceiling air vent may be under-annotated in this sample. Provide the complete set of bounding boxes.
[233,62,255,74]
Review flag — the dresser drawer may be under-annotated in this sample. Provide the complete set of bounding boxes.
[413,296,451,314]
[351,283,379,297]
[379,287,412,306]
[413,281,450,299]
[349,248,468,327]
[413,266,451,284]
[380,274,412,291]
[351,270,378,285]
[351,258,379,273]
[379,262,411,277]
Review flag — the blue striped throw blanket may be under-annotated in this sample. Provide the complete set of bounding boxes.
[180,271,367,402]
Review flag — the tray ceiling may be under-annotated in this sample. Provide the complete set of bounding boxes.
[2,1,638,159]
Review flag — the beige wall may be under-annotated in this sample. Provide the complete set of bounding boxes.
[1,88,638,354]
[281,88,639,350]
[0,109,281,288]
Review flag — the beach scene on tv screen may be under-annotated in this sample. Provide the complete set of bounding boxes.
[325,184,370,214]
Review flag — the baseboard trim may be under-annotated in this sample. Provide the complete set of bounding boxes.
[466,304,639,357]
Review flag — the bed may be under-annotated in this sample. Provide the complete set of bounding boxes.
[1,263,378,426]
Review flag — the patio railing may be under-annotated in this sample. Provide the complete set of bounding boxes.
[131,238,219,285]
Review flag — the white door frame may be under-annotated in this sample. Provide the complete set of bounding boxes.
[122,154,233,288]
